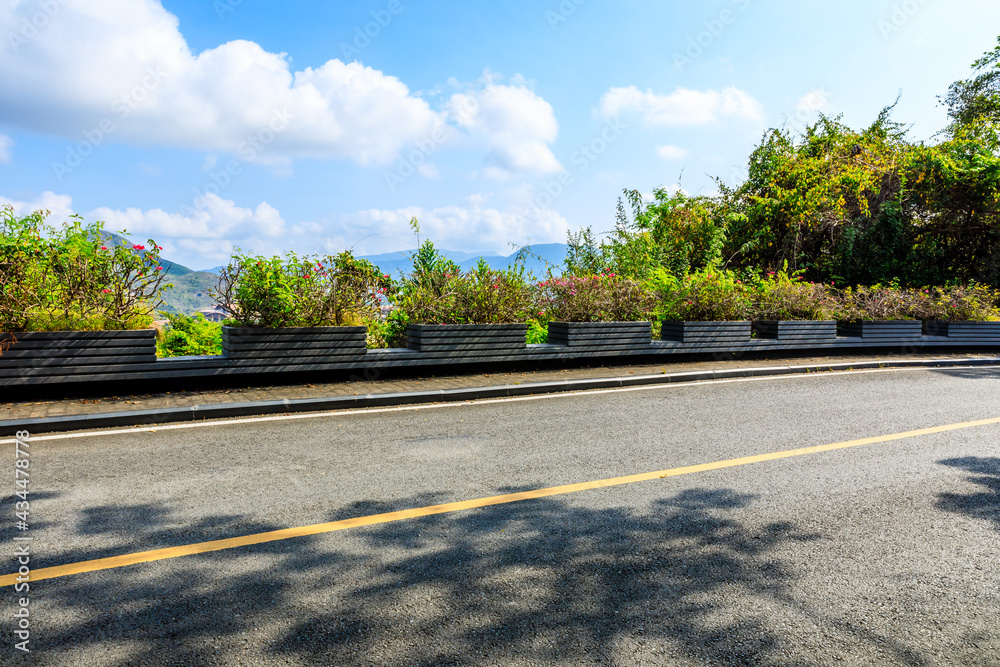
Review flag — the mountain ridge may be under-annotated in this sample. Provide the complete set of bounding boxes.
[157,243,570,314]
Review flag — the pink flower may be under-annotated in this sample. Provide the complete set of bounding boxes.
[156,266,164,271]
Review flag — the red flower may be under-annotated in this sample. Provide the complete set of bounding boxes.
[132,244,145,251]
[156,266,164,271]
[102,289,111,294]
[100,246,108,251]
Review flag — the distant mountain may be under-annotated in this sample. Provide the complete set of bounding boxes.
[144,243,570,315]
[361,243,568,279]
[159,269,219,315]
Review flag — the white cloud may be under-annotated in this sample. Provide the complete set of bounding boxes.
[599,85,763,126]
[0,190,284,268]
[446,77,562,177]
[0,135,11,164]
[656,145,689,160]
[90,194,285,243]
[796,88,834,115]
[1,189,569,268]
[0,191,75,220]
[329,196,570,256]
[784,88,835,134]
[417,163,440,179]
[0,0,442,165]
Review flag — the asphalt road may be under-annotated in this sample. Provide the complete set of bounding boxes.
[2,366,999,666]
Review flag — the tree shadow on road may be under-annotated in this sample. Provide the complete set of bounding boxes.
[937,457,1000,531]
[271,487,824,666]
[3,486,931,665]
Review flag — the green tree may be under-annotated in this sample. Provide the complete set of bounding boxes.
[942,36,1000,132]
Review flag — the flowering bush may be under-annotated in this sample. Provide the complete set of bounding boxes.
[649,267,752,321]
[903,285,1000,321]
[213,250,392,328]
[0,205,168,333]
[838,285,924,321]
[834,284,1000,321]
[750,270,844,320]
[537,273,654,322]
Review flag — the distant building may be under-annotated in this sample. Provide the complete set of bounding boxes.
[197,306,229,322]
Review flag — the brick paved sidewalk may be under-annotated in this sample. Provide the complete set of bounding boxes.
[2,352,997,422]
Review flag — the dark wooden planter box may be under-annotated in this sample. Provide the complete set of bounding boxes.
[406,323,527,354]
[0,330,156,376]
[836,320,921,341]
[547,322,652,348]
[221,326,367,363]
[660,321,751,344]
[922,320,1000,341]
[752,320,837,341]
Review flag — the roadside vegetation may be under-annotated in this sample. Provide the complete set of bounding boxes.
[4,36,1000,357]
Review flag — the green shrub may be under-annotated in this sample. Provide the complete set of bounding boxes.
[750,270,844,320]
[564,188,726,280]
[393,251,535,325]
[156,313,222,357]
[213,250,392,328]
[650,267,752,321]
[526,319,549,344]
[0,205,168,333]
[537,273,654,322]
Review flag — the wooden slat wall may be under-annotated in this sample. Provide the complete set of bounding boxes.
[1,322,998,389]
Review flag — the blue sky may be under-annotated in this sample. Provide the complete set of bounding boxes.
[1,0,998,270]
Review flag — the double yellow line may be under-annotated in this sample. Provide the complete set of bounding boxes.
[4,415,998,588]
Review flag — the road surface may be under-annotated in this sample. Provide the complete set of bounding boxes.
[2,366,999,665]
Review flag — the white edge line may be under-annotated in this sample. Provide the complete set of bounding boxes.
[0,365,986,444]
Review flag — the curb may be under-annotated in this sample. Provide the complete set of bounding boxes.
[2,357,998,437]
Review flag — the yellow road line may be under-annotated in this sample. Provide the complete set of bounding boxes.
[4,415,998,588]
